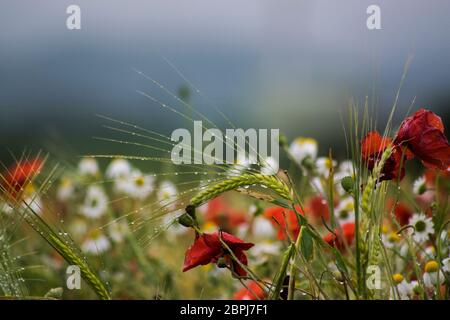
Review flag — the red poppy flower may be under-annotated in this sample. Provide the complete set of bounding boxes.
[361,131,406,181]
[183,231,254,277]
[308,196,330,222]
[203,196,248,231]
[1,157,43,199]
[395,109,450,170]
[392,202,413,226]
[233,280,266,300]
[323,222,355,251]
[264,205,304,240]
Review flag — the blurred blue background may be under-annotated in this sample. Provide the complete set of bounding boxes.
[1,0,449,161]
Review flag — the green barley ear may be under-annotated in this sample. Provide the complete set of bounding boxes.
[189,173,293,208]
[17,202,111,300]
[1,160,111,300]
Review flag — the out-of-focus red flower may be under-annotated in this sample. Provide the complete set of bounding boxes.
[308,196,330,222]
[361,131,405,181]
[393,202,413,226]
[183,231,254,277]
[1,157,43,199]
[203,196,248,231]
[233,280,266,300]
[323,222,355,251]
[395,109,450,171]
[264,205,304,240]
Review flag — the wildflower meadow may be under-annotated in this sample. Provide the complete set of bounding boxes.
[0,1,449,308]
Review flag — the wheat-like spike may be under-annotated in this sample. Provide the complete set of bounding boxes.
[189,173,292,207]
[47,233,111,300]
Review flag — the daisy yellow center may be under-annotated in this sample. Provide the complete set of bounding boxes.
[135,176,145,187]
[89,229,102,239]
[388,232,400,243]
[381,224,389,234]
[425,260,439,273]
[415,220,426,233]
[324,159,333,169]
[339,210,349,219]
[392,273,404,284]
[295,137,317,146]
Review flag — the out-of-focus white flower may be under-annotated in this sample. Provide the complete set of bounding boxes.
[335,197,355,225]
[338,160,354,177]
[423,260,444,289]
[226,152,256,177]
[164,210,188,238]
[251,241,281,264]
[69,218,88,238]
[442,257,450,273]
[82,229,110,255]
[260,156,279,176]
[252,216,275,239]
[413,176,427,195]
[289,137,318,165]
[78,157,99,176]
[57,177,75,202]
[80,185,108,218]
[157,180,177,207]
[420,246,436,261]
[123,170,155,200]
[390,274,413,300]
[316,157,337,178]
[334,160,355,196]
[310,177,324,195]
[106,158,131,179]
[440,230,449,256]
[382,231,402,249]
[408,213,434,244]
[108,221,129,243]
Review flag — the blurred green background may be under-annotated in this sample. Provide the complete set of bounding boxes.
[1,0,449,164]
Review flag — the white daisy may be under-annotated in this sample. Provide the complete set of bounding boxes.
[382,231,401,249]
[78,157,99,176]
[82,229,111,255]
[338,160,354,176]
[226,152,256,177]
[260,156,279,176]
[69,218,88,238]
[157,180,178,207]
[412,176,427,195]
[390,274,413,300]
[423,260,444,289]
[124,170,155,200]
[164,210,188,238]
[107,221,129,243]
[310,177,324,195]
[408,213,434,243]
[316,157,337,178]
[252,216,275,239]
[106,158,131,179]
[442,257,450,273]
[289,137,318,165]
[420,246,436,261]
[80,185,108,218]
[57,177,75,202]
[335,197,355,225]
[251,241,281,265]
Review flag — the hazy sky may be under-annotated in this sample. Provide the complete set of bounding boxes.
[1,1,449,154]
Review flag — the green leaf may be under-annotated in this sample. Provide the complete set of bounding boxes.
[333,248,349,276]
[300,228,314,261]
